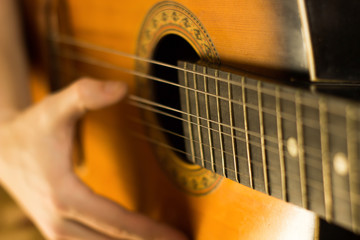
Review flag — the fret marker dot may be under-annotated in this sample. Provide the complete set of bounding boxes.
[287,137,298,158]
[333,152,349,176]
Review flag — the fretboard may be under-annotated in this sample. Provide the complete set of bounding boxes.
[178,61,360,234]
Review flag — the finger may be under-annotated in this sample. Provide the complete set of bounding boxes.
[46,78,127,126]
[63,176,187,240]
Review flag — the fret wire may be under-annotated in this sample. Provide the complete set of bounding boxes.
[215,70,227,177]
[228,73,240,183]
[296,91,308,209]
[276,87,287,201]
[203,66,216,172]
[184,62,196,164]
[128,95,324,164]
[319,98,333,222]
[131,130,360,204]
[346,105,359,232]
[242,77,254,189]
[258,82,269,195]
[193,64,205,167]
[56,35,355,119]
[60,52,356,141]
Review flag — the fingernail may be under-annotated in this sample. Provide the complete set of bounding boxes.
[103,81,127,95]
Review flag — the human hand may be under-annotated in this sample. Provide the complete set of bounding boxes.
[0,78,187,240]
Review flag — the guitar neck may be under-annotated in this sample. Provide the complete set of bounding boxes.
[178,61,360,233]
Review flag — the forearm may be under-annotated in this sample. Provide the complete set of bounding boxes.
[0,0,31,122]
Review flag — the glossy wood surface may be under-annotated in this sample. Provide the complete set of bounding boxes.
[23,0,316,239]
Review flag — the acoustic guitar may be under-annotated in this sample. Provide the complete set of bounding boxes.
[22,0,360,239]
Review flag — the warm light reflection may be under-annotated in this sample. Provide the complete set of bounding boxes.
[278,206,316,240]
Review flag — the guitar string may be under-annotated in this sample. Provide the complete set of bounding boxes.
[57,50,348,141]
[54,35,360,120]
[54,40,359,205]
[60,65,359,206]
[54,53,310,143]
[58,54,350,198]
[128,97,323,161]
[57,55,350,175]
[51,29,360,224]
[132,131,360,204]
[57,54,341,160]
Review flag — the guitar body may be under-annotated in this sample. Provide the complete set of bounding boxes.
[23,0,317,239]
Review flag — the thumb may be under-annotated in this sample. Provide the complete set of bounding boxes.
[47,78,127,126]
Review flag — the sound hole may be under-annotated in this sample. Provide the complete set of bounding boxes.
[151,34,200,162]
